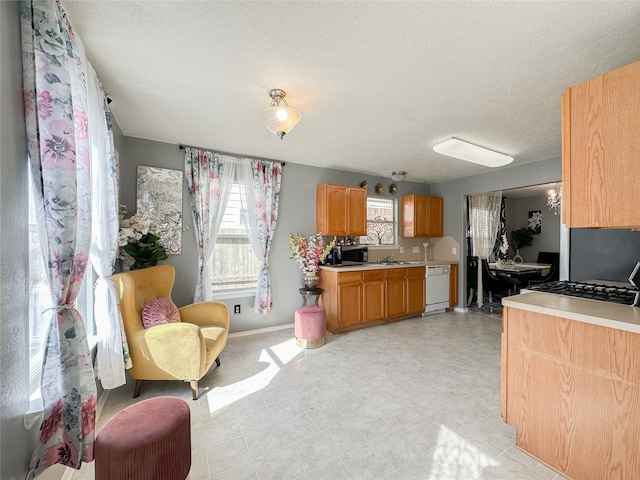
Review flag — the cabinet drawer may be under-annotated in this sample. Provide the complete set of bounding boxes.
[407,266,426,278]
[385,268,407,279]
[338,271,363,284]
[363,270,385,282]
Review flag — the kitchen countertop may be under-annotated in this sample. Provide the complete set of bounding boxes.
[502,291,640,334]
[319,260,458,272]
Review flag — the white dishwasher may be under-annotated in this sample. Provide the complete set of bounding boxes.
[424,265,451,315]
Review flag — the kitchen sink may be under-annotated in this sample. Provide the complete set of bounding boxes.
[377,260,423,265]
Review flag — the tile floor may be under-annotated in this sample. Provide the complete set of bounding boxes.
[72,309,563,480]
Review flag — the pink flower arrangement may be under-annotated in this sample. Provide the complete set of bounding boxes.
[289,232,336,276]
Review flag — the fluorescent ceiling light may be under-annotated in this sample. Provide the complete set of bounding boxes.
[433,138,513,167]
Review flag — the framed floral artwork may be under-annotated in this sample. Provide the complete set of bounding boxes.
[528,210,542,234]
[136,166,183,254]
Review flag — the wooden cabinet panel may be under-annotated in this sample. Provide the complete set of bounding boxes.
[348,187,367,236]
[407,267,426,315]
[502,307,640,479]
[428,197,444,237]
[363,270,385,323]
[316,183,367,236]
[449,263,458,308]
[337,282,363,327]
[401,194,444,237]
[385,268,407,318]
[562,61,640,228]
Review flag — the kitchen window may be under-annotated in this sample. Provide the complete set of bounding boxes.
[209,183,259,295]
[360,197,397,246]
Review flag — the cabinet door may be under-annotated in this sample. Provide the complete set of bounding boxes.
[449,263,459,308]
[348,187,368,236]
[562,61,640,228]
[407,267,426,315]
[385,269,407,318]
[337,282,362,327]
[428,197,444,237]
[316,184,367,236]
[363,270,385,323]
[402,195,426,237]
[401,195,443,237]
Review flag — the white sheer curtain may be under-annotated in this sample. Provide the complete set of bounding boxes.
[86,63,130,389]
[184,148,235,302]
[470,192,502,307]
[236,159,282,313]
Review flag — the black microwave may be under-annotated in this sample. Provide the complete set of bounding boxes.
[341,246,368,264]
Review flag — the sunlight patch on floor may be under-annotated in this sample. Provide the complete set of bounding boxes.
[428,425,498,479]
[205,338,303,414]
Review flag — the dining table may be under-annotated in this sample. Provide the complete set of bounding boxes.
[489,262,552,291]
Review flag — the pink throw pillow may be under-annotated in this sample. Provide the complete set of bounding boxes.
[142,298,181,328]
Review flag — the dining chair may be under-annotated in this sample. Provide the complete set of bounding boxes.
[481,259,518,312]
[535,251,560,282]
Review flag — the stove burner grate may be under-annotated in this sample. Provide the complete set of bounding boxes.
[527,281,640,306]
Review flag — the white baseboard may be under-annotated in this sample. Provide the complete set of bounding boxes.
[454,306,468,313]
[228,323,294,338]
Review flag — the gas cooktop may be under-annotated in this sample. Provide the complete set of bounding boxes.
[525,281,640,306]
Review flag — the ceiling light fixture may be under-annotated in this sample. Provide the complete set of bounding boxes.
[391,171,407,182]
[259,89,301,140]
[433,138,513,167]
[547,185,562,215]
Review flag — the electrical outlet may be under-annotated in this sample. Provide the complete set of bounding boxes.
[234,305,241,315]
[412,246,420,253]
[399,246,404,254]
[452,247,457,255]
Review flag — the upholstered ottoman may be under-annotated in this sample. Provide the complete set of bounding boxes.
[95,396,191,480]
[294,305,326,348]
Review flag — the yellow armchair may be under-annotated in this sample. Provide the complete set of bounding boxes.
[112,264,229,399]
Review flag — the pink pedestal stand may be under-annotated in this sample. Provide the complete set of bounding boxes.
[294,305,326,348]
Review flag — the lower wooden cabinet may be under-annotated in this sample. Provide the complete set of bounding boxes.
[336,271,362,328]
[385,269,408,318]
[363,270,385,323]
[407,268,426,315]
[502,306,640,479]
[449,263,459,308]
[319,266,426,333]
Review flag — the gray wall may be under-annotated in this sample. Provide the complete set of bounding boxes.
[507,194,561,263]
[1,1,33,478]
[430,157,563,306]
[115,135,431,333]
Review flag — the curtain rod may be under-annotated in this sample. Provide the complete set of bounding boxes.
[178,144,285,166]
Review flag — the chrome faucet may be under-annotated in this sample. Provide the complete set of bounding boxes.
[378,254,394,263]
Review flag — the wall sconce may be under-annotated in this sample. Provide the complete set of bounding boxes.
[433,138,513,167]
[391,171,407,182]
[259,89,301,139]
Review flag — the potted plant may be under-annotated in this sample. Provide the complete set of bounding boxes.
[510,227,534,263]
[118,205,175,270]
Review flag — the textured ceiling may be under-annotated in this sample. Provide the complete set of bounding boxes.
[62,1,640,184]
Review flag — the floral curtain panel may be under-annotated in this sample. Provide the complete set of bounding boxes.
[236,159,282,313]
[21,0,109,476]
[184,148,235,302]
[469,192,502,308]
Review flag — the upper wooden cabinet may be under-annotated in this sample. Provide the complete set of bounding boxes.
[562,61,640,228]
[316,183,367,236]
[401,195,443,237]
